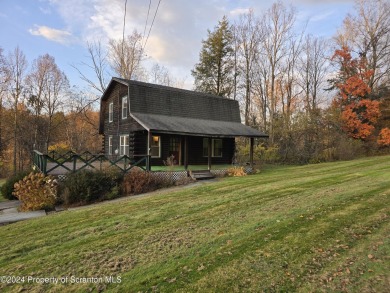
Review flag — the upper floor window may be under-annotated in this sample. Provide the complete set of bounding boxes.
[122,96,128,119]
[109,102,113,122]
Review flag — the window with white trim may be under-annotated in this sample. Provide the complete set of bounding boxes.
[151,136,161,158]
[203,138,223,157]
[122,96,128,119]
[120,135,129,156]
[108,136,113,155]
[109,102,113,122]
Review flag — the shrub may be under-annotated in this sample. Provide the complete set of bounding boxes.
[1,171,30,200]
[122,168,170,196]
[48,142,72,154]
[61,169,123,205]
[13,172,57,211]
[235,143,280,165]
[226,166,247,177]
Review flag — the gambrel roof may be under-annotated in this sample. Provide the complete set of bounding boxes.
[100,78,268,138]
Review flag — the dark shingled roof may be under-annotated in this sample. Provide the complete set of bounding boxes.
[131,112,265,137]
[102,78,268,138]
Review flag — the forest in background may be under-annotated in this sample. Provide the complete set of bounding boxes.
[0,0,389,176]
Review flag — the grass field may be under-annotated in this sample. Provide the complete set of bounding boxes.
[0,156,389,292]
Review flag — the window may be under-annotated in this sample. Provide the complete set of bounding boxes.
[109,102,113,122]
[120,135,129,156]
[108,136,113,155]
[203,138,223,157]
[213,139,223,157]
[202,138,209,157]
[122,96,128,119]
[151,136,161,158]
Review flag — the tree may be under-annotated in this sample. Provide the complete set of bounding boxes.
[192,16,235,97]
[73,40,109,95]
[0,47,8,159]
[4,47,28,174]
[25,54,70,152]
[298,35,329,114]
[108,30,145,80]
[257,1,296,143]
[377,128,390,146]
[331,46,380,140]
[335,0,390,91]
[149,63,174,86]
[234,10,261,125]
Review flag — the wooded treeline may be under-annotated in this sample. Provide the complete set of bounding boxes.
[0,0,389,176]
[0,28,183,176]
[0,47,101,176]
[192,0,390,163]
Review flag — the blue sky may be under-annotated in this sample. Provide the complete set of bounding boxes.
[0,0,355,90]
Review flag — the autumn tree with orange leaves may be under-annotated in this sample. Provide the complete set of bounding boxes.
[331,46,381,140]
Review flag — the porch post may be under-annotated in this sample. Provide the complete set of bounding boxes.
[147,131,152,171]
[184,136,188,170]
[249,137,254,169]
[208,137,212,171]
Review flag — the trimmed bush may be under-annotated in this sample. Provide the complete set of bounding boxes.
[122,168,170,196]
[0,171,30,200]
[60,169,123,205]
[13,172,57,211]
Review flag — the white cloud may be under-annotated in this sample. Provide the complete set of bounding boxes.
[45,0,229,87]
[39,7,52,14]
[43,0,353,89]
[311,10,334,22]
[230,8,251,16]
[29,25,72,44]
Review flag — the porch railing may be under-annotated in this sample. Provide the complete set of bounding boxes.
[32,150,150,175]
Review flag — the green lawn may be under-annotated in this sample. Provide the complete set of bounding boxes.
[0,179,6,202]
[0,156,389,292]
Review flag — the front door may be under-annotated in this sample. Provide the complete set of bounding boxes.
[169,137,181,165]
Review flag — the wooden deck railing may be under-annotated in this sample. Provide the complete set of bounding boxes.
[32,150,150,175]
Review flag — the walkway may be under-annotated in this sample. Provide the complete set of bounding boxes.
[0,201,46,225]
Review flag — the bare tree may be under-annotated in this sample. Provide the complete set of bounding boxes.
[108,30,145,80]
[234,10,262,125]
[73,40,110,95]
[258,1,296,143]
[298,35,330,114]
[278,35,303,129]
[0,48,9,159]
[26,54,69,152]
[335,0,390,91]
[149,63,173,86]
[4,47,28,174]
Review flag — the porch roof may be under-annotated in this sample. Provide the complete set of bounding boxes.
[131,112,268,138]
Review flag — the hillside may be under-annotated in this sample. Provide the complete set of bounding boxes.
[0,156,389,292]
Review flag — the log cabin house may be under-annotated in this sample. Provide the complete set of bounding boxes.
[99,78,267,171]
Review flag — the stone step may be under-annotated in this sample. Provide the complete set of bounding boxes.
[190,170,215,180]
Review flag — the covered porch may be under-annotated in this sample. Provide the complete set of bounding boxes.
[143,132,258,172]
[130,111,267,172]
